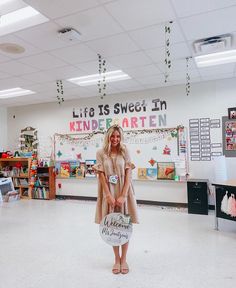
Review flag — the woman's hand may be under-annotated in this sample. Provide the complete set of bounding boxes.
[106,194,116,208]
[116,196,126,207]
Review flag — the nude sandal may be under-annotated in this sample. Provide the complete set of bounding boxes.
[121,263,129,274]
[112,263,121,274]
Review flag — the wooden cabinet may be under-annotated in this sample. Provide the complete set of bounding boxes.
[32,167,55,200]
[0,158,31,199]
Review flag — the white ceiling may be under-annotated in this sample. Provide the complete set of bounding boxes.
[1,0,236,106]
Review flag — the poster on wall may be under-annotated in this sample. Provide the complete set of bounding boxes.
[222,116,236,157]
[189,118,222,161]
[225,121,236,151]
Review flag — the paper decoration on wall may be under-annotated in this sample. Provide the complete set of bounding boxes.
[157,162,175,180]
[57,150,62,158]
[76,153,82,160]
[55,126,183,147]
[148,158,156,167]
[20,126,38,155]
[163,145,171,155]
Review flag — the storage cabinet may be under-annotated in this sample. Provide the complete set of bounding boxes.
[187,179,208,215]
[32,167,55,200]
[0,158,31,199]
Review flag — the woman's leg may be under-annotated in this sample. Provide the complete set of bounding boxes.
[120,242,129,274]
[112,246,121,274]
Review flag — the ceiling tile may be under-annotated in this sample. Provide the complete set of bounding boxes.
[108,51,152,69]
[0,77,35,90]
[0,35,42,59]
[50,43,97,64]
[21,66,85,83]
[157,58,197,73]
[0,71,11,80]
[0,61,38,76]
[0,53,11,63]
[19,53,67,70]
[172,0,236,18]
[86,33,139,57]
[145,42,191,63]
[24,0,99,19]
[124,64,162,78]
[111,79,144,89]
[75,60,118,74]
[180,6,236,40]
[16,22,76,51]
[168,69,200,81]
[55,6,123,42]
[105,0,175,30]
[129,22,185,50]
[136,74,164,85]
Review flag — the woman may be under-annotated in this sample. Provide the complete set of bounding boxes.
[93,125,138,274]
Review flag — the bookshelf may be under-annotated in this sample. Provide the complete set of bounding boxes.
[0,158,31,199]
[32,167,55,200]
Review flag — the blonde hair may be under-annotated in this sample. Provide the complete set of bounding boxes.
[103,125,126,157]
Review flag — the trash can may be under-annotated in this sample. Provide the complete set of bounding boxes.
[187,179,208,215]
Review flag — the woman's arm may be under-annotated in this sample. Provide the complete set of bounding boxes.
[116,167,131,207]
[98,172,115,208]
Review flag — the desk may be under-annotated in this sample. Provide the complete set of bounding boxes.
[212,180,236,230]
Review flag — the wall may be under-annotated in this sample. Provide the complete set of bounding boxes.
[7,78,236,203]
[0,107,7,151]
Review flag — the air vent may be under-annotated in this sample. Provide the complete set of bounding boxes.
[193,34,232,54]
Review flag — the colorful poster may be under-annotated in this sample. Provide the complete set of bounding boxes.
[225,121,236,151]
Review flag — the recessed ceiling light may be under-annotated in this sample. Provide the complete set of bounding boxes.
[0,88,35,99]
[67,70,131,86]
[195,49,236,67]
[0,5,49,36]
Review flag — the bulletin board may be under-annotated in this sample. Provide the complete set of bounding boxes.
[54,126,188,180]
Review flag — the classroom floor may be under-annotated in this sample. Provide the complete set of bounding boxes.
[0,199,236,288]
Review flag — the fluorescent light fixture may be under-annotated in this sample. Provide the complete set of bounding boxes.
[195,49,236,67]
[67,70,131,86]
[0,88,35,99]
[0,5,49,36]
[0,6,39,27]
[0,0,15,5]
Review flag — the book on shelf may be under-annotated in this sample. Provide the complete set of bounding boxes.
[60,162,70,178]
[137,168,158,180]
[85,160,96,178]
[19,178,28,186]
[13,178,20,187]
[69,161,80,177]
[76,162,85,179]
[55,161,61,176]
